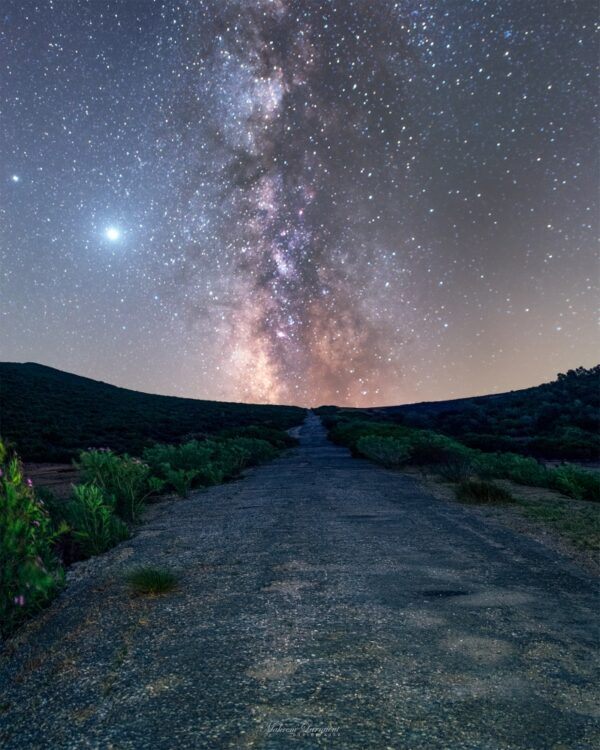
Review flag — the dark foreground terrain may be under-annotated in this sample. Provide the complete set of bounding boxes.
[1,415,598,749]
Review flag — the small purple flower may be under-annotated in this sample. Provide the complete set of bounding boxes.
[26,478,33,488]
[32,520,40,527]
[13,595,25,607]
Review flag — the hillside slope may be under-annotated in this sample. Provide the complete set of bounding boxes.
[319,366,600,461]
[0,363,305,461]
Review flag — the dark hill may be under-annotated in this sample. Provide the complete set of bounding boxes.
[319,366,600,461]
[0,362,305,461]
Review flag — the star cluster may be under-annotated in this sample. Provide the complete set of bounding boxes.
[1,1,597,406]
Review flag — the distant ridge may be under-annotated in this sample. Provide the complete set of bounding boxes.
[0,362,305,461]
[318,365,599,462]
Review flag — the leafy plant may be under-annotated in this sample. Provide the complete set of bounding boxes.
[0,440,65,637]
[217,437,276,470]
[127,566,178,595]
[219,425,297,449]
[143,436,277,494]
[548,464,600,502]
[76,449,163,522]
[455,480,515,505]
[66,484,129,557]
[356,435,411,468]
[475,452,548,486]
[164,468,199,497]
[408,431,468,466]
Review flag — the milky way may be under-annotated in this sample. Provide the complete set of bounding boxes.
[1,1,597,406]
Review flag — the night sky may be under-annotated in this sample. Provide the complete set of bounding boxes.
[1,1,597,407]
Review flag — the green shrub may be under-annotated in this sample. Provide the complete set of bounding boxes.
[327,416,600,503]
[211,440,248,478]
[437,460,474,483]
[143,440,222,487]
[0,441,65,637]
[127,566,178,595]
[475,452,549,486]
[330,420,406,452]
[219,425,297,449]
[76,449,162,522]
[475,453,600,502]
[143,436,277,493]
[164,468,199,497]
[223,437,276,467]
[66,484,130,557]
[455,480,515,505]
[143,440,214,474]
[548,464,600,502]
[356,435,411,468]
[408,431,468,466]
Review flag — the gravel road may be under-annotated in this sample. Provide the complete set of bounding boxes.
[1,414,598,749]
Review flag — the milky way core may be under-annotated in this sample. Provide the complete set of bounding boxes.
[1,1,597,406]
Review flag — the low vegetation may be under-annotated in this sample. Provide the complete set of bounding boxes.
[520,499,600,551]
[325,418,600,503]
[0,422,297,637]
[142,436,277,494]
[76,450,164,522]
[65,484,130,557]
[127,566,178,596]
[455,480,515,505]
[321,412,600,552]
[0,441,65,637]
[355,435,411,468]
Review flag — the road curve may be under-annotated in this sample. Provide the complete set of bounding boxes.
[1,414,598,749]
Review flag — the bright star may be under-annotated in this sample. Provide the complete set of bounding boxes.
[11,175,20,183]
[105,226,121,241]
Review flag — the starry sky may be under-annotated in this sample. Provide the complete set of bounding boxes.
[1,1,597,407]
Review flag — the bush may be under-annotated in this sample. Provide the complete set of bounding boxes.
[475,453,599,502]
[143,436,278,493]
[66,484,130,557]
[437,460,474,483]
[219,425,297,449]
[475,452,548,486]
[211,440,248,479]
[356,436,411,468]
[143,440,221,487]
[408,431,467,466]
[143,440,214,474]
[455,480,515,505]
[326,415,600,504]
[164,468,199,497]
[76,449,163,522]
[222,437,277,467]
[0,441,65,637]
[127,566,178,595]
[549,464,600,502]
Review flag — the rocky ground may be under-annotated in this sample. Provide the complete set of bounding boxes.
[1,414,598,749]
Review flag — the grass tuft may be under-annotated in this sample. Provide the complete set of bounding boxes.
[455,479,515,505]
[127,566,178,595]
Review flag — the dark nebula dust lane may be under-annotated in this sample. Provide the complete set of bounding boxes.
[1,1,597,405]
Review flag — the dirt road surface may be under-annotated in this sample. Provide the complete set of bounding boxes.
[1,414,598,749]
